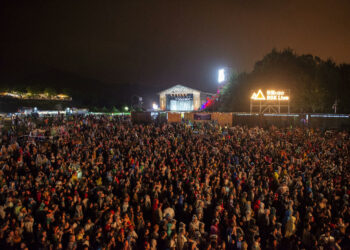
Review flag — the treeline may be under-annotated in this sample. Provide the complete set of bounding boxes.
[220,48,350,113]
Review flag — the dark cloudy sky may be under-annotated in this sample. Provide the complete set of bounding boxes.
[1,0,350,92]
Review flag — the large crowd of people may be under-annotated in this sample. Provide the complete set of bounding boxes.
[0,115,349,250]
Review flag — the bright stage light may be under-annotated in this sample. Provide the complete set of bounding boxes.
[152,103,158,110]
[218,69,225,83]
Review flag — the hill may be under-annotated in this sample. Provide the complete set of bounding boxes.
[0,69,153,109]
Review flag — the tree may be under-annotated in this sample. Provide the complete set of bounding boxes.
[44,88,56,97]
[219,48,350,113]
[101,106,108,113]
[111,106,119,113]
[91,106,99,112]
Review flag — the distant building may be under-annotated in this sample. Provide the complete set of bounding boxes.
[158,84,215,111]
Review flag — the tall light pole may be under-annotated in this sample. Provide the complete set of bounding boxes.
[332,100,338,114]
[217,67,233,100]
[201,67,233,110]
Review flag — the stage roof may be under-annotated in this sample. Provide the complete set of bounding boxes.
[158,84,214,96]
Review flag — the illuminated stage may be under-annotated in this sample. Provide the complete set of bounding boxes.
[158,85,214,111]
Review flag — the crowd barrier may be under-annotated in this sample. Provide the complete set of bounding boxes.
[132,112,350,129]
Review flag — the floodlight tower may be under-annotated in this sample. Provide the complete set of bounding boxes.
[218,67,232,88]
[201,67,233,110]
[218,68,231,84]
[217,67,233,99]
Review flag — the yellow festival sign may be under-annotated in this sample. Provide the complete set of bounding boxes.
[251,90,289,101]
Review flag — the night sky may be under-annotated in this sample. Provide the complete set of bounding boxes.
[1,0,350,95]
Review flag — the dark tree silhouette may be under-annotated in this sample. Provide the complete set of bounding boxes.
[220,48,350,113]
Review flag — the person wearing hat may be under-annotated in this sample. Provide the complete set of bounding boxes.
[163,205,175,220]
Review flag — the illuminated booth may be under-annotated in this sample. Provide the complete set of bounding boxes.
[158,85,214,111]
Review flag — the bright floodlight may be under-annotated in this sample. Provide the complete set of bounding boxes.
[152,103,158,110]
[218,68,225,83]
[124,106,129,111]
